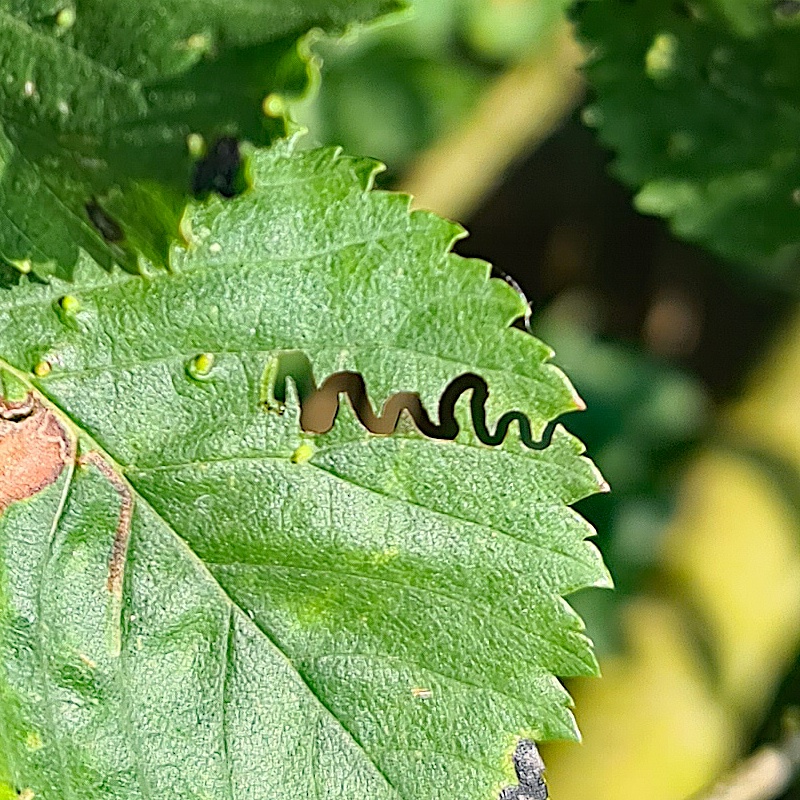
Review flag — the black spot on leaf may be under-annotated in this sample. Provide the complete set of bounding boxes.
[191,136,243,198]
[86,200,124,243]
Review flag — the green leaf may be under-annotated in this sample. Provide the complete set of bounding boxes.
[574,0,800,283]
[0,0,403,280]
[295,0,570,174]
[0,143,610,799]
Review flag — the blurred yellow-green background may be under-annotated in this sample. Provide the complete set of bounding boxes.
[296,1,800,797]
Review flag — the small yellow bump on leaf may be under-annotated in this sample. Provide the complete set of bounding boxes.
[262,93,285,118]
[33,360,51,378]
[185,33,211,53]
[645,32,678,79]
[18,790,34,800]
[56,295,84,330]
[187,353,215,381]
[59,294,80,314]
[25,731,42,751]
[291,442,315,464]
[186,133,206,159]
[371,546,399,566]
[56,7,75,28]
[11,259,32,274]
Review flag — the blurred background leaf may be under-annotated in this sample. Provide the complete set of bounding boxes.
[0,0,403,279]
[573,0,800,286]
[294,0,574,180]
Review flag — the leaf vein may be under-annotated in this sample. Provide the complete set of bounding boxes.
[208,561,589,674]
[305,651,542,714]
[127,489,402,799]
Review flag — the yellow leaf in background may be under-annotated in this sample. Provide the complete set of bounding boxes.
[544,600,736,800]
[545,311,800,800]
[731,313,800,469]
[663,451,800,717]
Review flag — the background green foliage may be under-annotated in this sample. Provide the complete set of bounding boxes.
[573,0,800,284]
[0,0,401,277]
[296,0,570,173]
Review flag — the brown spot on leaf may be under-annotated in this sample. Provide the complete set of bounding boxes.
[78,452,133,602]
[0,395,73,513]
[78,451,133,657]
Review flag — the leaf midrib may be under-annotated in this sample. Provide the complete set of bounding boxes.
[120,489,403,797]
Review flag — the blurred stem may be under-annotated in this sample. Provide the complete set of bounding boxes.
[691,730,800,800]
[398,20,585,221]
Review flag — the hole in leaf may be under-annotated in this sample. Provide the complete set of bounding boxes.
[263,351,569,451]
